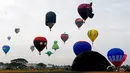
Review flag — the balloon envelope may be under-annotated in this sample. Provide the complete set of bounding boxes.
[52,40,59,51]
[75,18,84,29]
[72,51,111,71]
[78,3,94,20]
[2,45,10,54]
[33,36,47,55]
[107,48,124,67]
[88,29,98,43]
[45,11,56,31]
[61,32,69,43]
[15,28,20,34]
[46,51,53,57]
[7,36,11,40]
[119,54,127,66]
[30,45,35,52]
[73,41,92,56]
[122,54,127,62]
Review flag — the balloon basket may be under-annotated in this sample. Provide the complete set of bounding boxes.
[39,52,41,55]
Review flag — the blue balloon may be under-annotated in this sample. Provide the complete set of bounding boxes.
[2,45,10,54]
[107,48,124,62]
[73,41,92,56]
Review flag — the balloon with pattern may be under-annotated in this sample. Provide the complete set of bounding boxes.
[88,29,98,44]
[75,18,84,29]
[107,48,124,68]
[33,36,47,55]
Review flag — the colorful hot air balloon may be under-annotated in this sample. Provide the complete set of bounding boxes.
[45,51,53,57]
[75,18,84,29]
[7,36,11,40]
[52,40,59,51]
[15,28,20,34]
[73,41,92,56]
[45,11,56,31]
[122,54,127,62]
[119,54,127,66]
[2,45,10,55]
[61,32,69,44]
[107,48,124,69]
[88,29,98,44]
[33,36,47,55]
[30,45,35,52]
[78,2,94,21]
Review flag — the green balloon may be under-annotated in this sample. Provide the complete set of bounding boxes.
[45,51,53,57]
[52,41,59,51]
[54,40,58,44]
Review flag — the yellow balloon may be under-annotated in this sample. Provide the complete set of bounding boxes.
[88,29,98,43]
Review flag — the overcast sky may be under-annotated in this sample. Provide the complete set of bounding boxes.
[0,0,130,65]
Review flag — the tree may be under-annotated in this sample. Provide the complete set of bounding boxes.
[0,62,4,65]
[7,58,28,70]
[11,58,28,65]
[36,63,46,69]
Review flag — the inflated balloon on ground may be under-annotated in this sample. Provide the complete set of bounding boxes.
[107,48,124,68]
[72,51,111,71]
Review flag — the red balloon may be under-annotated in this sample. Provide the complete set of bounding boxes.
[78,2,94,21]
[33,36,47,55]
[111,62,122,68]
[122,54,127,62]
[112,54,127,67]
[61,32,69,44]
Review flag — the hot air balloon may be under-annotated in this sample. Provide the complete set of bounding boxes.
[122,54,127,62]
[78,2,94,21]
[45,51,53,57]
[75,18,84,29]
[119,54,127,67]
[45,11,56,31]
[107,48,124,71]
[61,32,69,44]
[33,36,47,55]
[2,45,10,55]
[15,28,20,34]
[7,36,11,40]
[88,29,98,44]
[72,51,111,71]
[52,40,59,51]
[30,45,35,52]
[73,41,92,56]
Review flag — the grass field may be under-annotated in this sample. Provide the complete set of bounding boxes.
[0,70,130,73]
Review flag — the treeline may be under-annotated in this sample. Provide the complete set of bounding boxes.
[0,58,71,70]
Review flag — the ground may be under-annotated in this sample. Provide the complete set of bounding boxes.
[0,70,129,73]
